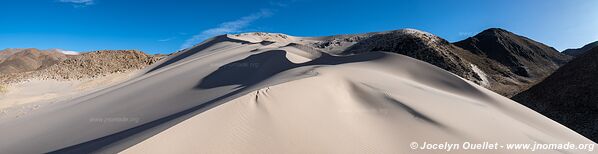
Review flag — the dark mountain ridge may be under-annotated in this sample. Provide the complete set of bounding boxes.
[307,28,571,97]
[512,46,598,142]
[563,41,598,57]
[454,28,571,78]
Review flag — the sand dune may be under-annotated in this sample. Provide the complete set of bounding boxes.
[0,33,594,153]
[0,71,140,123]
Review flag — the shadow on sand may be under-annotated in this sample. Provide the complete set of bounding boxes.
[51,49,386,153]
[145,35,254,74]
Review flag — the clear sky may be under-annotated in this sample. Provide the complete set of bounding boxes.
[1,0,597,54]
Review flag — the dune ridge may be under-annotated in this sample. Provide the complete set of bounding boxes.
[0,32,594,153]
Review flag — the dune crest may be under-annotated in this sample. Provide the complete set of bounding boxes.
[0,31,594,153]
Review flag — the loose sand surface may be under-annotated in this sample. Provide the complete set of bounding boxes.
[0,33,594,153]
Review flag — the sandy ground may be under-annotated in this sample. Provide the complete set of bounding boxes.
[0,33,594,153]
[0,71,138,119]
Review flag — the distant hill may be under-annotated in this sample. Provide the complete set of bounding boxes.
[0,50,163,84]
[563,41,598,57]
[512,46,598,142]
[0,48,69,74]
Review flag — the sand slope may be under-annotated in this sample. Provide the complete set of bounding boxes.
[0,71,138,120]
[0,33,594,153]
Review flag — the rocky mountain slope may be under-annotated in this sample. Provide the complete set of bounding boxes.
[453,28,572,96]
[454,28,571,78]
[306,29,501,92]
[306,28,567,97]
[0,50,162,85]
[563,41,598,57]
[0,48,69,74]
[339,29,481,83]
[512,46,598,142]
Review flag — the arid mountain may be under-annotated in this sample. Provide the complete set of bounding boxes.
[307,28,566,97]
[454,28,571,78]
[563,41,598,57]
[0,48,69,74]
[339,29,480,83]
[512,46,598,142]
[0,50,163,84]
[453,28,572,96]
[308,29,506,92]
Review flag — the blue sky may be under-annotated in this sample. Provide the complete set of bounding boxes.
[1,0,596,54]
